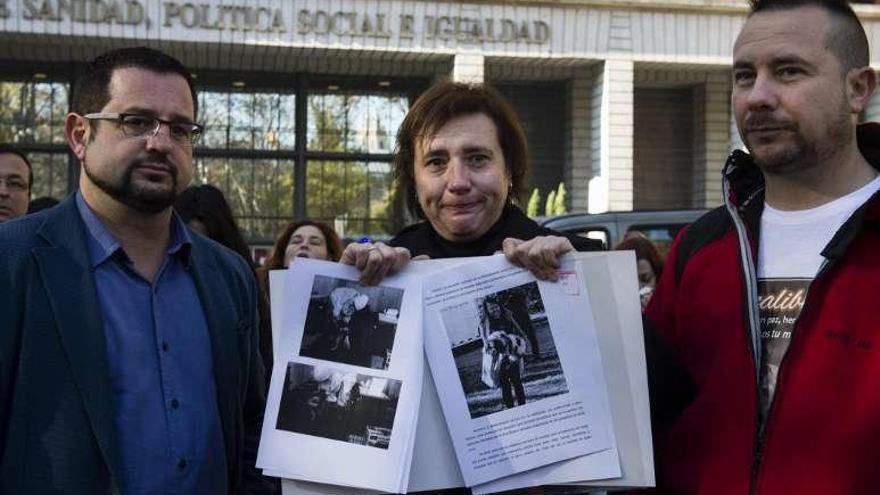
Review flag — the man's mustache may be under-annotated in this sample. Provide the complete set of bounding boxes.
[131,154,176,176]
[744,113,797,132]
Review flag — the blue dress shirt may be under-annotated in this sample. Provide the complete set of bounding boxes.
[75,192,228,495]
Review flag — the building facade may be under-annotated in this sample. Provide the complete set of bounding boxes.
[3,0,880,242]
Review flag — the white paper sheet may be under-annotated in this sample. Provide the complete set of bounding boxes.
[422,255,618,487]
[268,253,654,494]
[471,252,654,494]
[258,259,424,493]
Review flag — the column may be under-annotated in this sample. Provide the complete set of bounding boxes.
[452,53,484,84]
[589,59,634,213]
[565,65,596,212]
[693,72,731,207]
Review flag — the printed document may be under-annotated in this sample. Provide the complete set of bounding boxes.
[422,254,618,487]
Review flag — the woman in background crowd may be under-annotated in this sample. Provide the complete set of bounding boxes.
[264,219,344,268]
[614,234,664,310]
[175,184,253,266]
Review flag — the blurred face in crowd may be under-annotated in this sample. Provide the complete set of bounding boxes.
[637,259,657,291]
[71,67,196,214]
[732,6,864,174]
[414,113,510,243]
[284,224,329,266]
[0,152,30,222]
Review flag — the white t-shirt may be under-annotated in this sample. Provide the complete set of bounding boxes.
[757,174,880,419]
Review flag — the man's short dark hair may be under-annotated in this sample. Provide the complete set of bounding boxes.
[0,144,33,191]
[393,81,529,218]
[749,0,869,72]
[71,47,198,119]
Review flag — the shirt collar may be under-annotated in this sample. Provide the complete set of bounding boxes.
[75,191,193,269]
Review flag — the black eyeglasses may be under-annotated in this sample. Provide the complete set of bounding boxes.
[83,113,204,146]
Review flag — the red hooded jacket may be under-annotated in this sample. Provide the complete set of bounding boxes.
[646,124,880,494]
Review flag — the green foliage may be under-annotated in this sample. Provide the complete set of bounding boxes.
[306,96,397,238]
[554,182,568,215]
[545,190,557,216]
[527,188,542,217]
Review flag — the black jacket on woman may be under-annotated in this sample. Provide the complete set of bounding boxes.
[389,205,603,256]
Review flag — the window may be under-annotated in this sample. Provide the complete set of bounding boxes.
[306,160,394,239]
[198,91,296,151]
[0,80,71,200]
[0,81,68,145]
[307,93,407,153]
[192,156,294,240]
[305,91,409,238]
[0,72,419,242]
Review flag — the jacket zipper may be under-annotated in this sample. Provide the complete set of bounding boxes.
[722,168,838,495]
[722,179,765,495]
[747,260,833,495]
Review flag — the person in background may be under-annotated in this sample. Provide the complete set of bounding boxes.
[28,196,60,214]
[614,235,664,310]
[174,183,253,266]
[0,145,32,223]
[265,218,344,267]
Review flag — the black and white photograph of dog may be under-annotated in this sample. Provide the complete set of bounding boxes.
[275,362,402,449]
[300,275,404,370]
[441,282,569,419]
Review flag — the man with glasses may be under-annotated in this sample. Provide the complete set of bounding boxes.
[0,47,275,494]
[0,145,32,223]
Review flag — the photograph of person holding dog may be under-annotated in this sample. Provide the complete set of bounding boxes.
[481,293,529,409]
[443,282,569,419]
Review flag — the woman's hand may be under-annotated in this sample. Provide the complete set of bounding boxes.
[339,242,411,285]
[501,235,575,281]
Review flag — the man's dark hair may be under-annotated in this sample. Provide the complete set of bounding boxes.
[749,0,869,72]
[174,184,251,265]
[393,81,529,219]
[71,47,198,119]
[0,144,33,191]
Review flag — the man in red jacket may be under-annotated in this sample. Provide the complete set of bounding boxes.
[646,0,880,493]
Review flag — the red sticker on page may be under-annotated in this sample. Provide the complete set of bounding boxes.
[558,270,580,296]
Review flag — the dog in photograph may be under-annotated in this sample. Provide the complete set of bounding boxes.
[484,330,528,408]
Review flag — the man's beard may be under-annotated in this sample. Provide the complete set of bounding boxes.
[744,97,851,174]
[84,154,179,214]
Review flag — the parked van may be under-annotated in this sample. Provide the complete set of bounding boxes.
[539,209,710,254]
